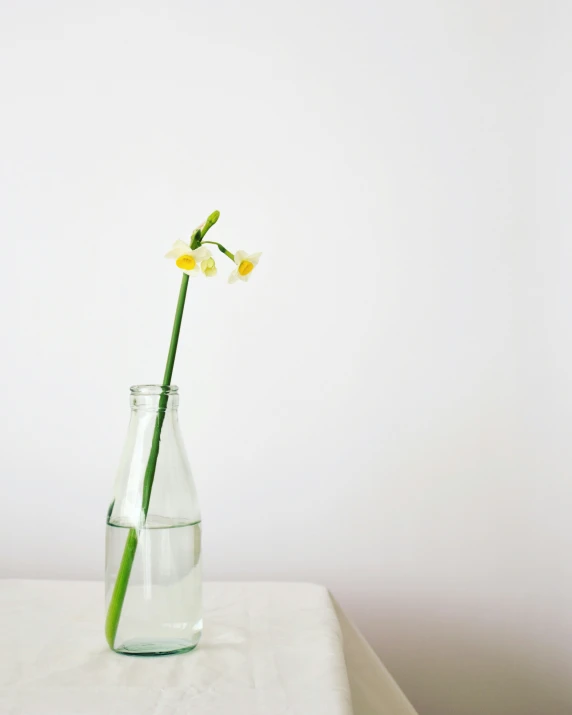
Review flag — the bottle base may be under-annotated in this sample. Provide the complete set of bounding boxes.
[113,637,200,656]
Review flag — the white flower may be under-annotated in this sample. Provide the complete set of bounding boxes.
[228,251,262,284]
[165,240,212,276]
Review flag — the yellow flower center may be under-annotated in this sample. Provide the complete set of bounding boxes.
[176,254,196,271]
[238,260,254,276]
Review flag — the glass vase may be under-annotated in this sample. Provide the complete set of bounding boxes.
[105,384,202,655]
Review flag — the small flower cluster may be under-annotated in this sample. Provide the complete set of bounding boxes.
[165,211,261,284]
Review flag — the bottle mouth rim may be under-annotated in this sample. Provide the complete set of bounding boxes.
[130,384,179,396]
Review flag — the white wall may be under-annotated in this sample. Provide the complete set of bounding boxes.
[1,1,569,714]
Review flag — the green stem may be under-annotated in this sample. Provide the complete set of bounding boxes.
[105,211,220,651]
[142,274,189,515]
[105,275,189,650]
[201,240,235,262]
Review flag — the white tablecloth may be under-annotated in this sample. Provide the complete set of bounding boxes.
[0,580,417,715]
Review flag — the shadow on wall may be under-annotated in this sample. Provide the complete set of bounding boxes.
[361,607,571,715]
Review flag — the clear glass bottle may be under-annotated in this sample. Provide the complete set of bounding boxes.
[105,385,202,656]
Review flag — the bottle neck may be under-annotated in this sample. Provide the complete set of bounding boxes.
[130,384,179,413]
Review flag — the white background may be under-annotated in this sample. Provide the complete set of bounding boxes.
[1,1,570,714]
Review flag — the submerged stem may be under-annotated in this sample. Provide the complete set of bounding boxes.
[105,528,138,648]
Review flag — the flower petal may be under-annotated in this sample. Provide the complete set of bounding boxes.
[165,239,191,259]
[234,250,248,265]
[193,245,211,262]
[247,252,262,266]
[228,270,239,284]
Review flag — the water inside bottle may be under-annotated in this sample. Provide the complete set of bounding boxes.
[105,516,202,655]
